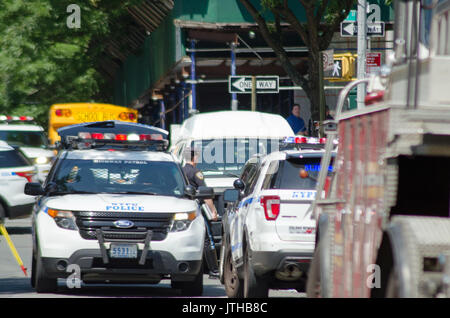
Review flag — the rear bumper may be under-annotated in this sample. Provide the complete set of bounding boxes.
[250,250,313,276]
[41,249,202,283]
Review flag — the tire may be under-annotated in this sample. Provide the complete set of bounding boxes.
[33,247,57,293]
[31,250,36,288]
[0,204,5,221]
[243,246,268,298]
[385,269,399,298]
[173,266,204,297]
[223,245,243,298]
[306,243,322,298]
[306,242,322,298]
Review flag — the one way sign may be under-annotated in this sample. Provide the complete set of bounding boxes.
[340,21,385,37]
[229,76,279,94]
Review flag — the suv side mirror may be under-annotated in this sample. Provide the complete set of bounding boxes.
[25,182,45,196]
[233,179,245,191]
[223,189,240,202]
[195,186,214,200]
[184,184,196,198]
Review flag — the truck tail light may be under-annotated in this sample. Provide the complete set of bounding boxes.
[260,195,280,220]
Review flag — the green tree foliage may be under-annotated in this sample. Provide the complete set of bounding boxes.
[0,0,140,127]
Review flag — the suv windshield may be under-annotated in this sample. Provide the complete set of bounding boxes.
[0,149,32,168]
[262,157,333,190]
[0,130,48,148]
[52,159,186,196]
[192,138,280,177]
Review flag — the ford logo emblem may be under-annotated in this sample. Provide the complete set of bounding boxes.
[113,220,134,229]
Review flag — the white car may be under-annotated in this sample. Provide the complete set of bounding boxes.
[170,110,294,251]
[0,116,54,182]
[220,137,335,297]
[25,121,213,295]
[0,141,38,220]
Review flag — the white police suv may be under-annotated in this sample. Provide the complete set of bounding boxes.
[25,121,214,295]
[0,115,54,183]
[0,141,37,220]
[220,136,335,297]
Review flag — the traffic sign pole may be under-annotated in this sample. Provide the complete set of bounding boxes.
[357,0,367,110]
[230,42,238,111]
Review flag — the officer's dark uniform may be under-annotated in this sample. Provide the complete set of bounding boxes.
[183,163,206,189]
[183,163,219,278]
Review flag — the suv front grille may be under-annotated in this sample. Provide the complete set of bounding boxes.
[74,211,172,242]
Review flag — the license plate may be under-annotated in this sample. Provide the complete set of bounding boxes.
[110,243,138,258]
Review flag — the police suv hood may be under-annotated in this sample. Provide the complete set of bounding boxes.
[20,147,54,159]
[45,193,197,213]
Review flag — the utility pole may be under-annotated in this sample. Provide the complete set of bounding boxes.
[357,0,367,109]
[251,76,256,111]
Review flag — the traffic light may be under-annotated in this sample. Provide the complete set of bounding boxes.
[324,53,356,82]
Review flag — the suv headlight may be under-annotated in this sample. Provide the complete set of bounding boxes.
[35,156,50,165]
[170,211,197,232]
[47,209,78,231]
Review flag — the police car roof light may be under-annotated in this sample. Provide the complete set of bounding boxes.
[283,136,327,144]
[0,115,35,123]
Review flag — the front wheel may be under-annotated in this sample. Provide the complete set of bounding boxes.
[172,265,204,296]
[243,246,268,298]
[33,248,58,293]
[223,245,243,298]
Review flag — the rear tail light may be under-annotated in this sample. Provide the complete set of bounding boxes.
[15,171,35,183]
[55,109,71,117]
[119,112,136,121]
[260,195,280,221]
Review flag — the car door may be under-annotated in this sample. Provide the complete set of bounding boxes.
[230,162,261,265]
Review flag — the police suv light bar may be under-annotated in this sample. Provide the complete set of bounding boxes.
[283,136,327,144]
[281,136,329,150]
[0,115,35,123]
[57,121,169,150]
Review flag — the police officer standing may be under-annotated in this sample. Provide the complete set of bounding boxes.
[182,147,220,278]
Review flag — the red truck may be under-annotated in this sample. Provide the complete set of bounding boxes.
[307,0,450,298]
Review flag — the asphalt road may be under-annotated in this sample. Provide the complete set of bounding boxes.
[0,217,305,298]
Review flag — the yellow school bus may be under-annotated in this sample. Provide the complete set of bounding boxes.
[48,103,138,144]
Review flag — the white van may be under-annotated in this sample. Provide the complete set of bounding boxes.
[170,110,294,246]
